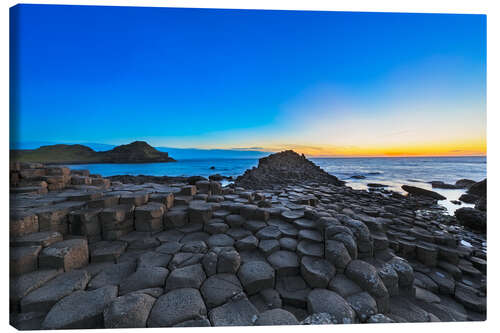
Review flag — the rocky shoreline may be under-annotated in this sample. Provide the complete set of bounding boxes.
[10,151,486,329]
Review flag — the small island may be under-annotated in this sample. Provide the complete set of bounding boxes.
[10,141,176,164]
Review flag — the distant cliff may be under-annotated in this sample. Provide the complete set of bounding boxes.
[10,141,176,164]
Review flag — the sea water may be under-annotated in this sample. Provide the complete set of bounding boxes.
[63,156,486,215]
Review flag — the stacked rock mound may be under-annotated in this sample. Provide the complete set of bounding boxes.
[235,150,344,189]
[10,164,486,330]
[10,162,110,194]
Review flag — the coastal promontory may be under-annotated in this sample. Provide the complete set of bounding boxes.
[10,141,176,164]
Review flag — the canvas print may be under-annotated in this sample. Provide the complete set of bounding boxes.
[9,4,486,330]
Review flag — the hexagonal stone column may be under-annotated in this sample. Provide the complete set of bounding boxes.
[238,261,275,295]
[147,288,207,327]
[39,239,89,272]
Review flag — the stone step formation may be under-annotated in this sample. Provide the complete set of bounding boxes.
[9,161,486,329]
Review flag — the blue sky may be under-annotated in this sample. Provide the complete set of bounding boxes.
[10,5,486,156]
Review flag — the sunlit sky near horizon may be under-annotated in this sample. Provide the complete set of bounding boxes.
[10,5,486,157]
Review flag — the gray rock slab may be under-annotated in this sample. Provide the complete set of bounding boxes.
[238,261,275,295]
[300,256,336,288]
[307,289,356,324]
[346,292,378,322]
[10,269,63,305]
[104,292,156,328]
[119,266,169,295]
[39,239,89,272]
[165,264,206,291]
[255,308,299,326]
[208,298,259,326]
[88,261,136,290]
[20,270,90,313]
[147,288,207,327]
[42,285,118,329]
[267,250,299,276]
[200,274,243,308]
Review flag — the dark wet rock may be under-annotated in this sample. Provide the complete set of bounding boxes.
[459,193,480,204]
[168,251,202,268]
[155,241,182,255]
[137,251,171,269]
[454,283,486,313]
[367,183,388,188]
[387,257,414,287]
[467,179,486,197]
[208,297,259,326]
[38,239,89,272]
[12,231,63,248]
[388,296,430,322]
[90,241,128,263]
[455,179,476,189]
[367,313,395,323]
[226,227,252,240]
[205,221,230,235]
[250,288,282,312]
[10,311,46,330]
[235,235,259,251]
[455,208,486,232]
[307,289,356,324]
[10,245,41,276]
[174,317,212,327]
[181,238,209,253]
[10,269,63,307]
[165,264,206,291]
[300,256,335,288]
[332,232,358,259]
[235,150,344,189]
[401,185,446,200]
[200,274,243,308]
[254,308,299,325]
[225,214,245,228]
[300,312,336,325]
[430,181,457,189]
[259,239,280,256]
[297,240,323,257]
[188,200,213,224]
[88,261,136,290]
[119,266,169,295]
[280,237,298,251]
[328,274,362,298]
[148,288,207,327]
[376,263,397,293]
[428,269,455,295]
[346,292,378,322]
[415,286,441,303]
[207,234,234,248]
[351,175,366,179]
[42,285,118,329]
[276,275,311,308]
[20,270,90,313]
[256,225,282,240]
[325,240,352,272]
[268,250,300,276]
[281,210,305,222]
[298,229,322,242]
[156,229,184,243]
[475,196,486,211]
[238,261,275,295]
[103,293,156,328]
[217,249,241,274]
[345,260,388,298]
